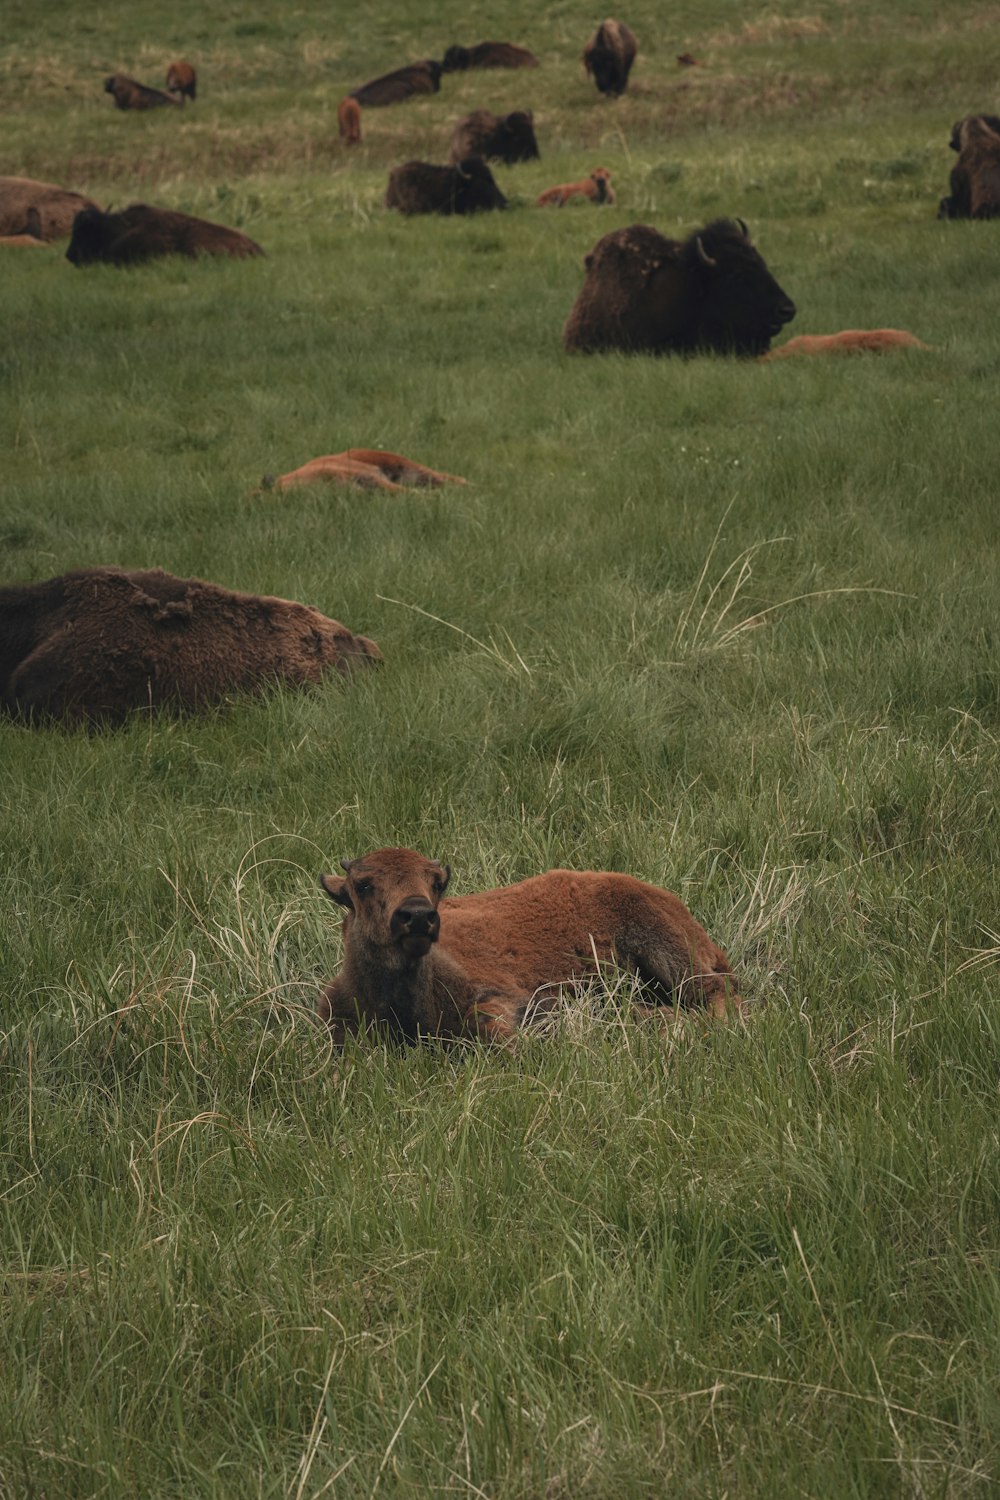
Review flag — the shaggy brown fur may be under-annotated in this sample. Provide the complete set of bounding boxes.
[939,115,1000,220]
[66,203,264,267]
[582,19,638,96]
[350,60,442,108]
[318,846,742,1044]
[338,96,362,144]
[385,157,507,215]
[676,53,701,67]
[0,177,98,241]
[441,42,539,71]
[166,60,197,101]
[448,109,539,165]
[0,208,47,247]
[537,167,615,206]
[760,329,929,361]
[262,450,467,493]
[104,73,182,110]
[0,568,380,725]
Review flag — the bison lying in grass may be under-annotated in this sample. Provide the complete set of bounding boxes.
[350,60,442,108]
[1,568,380,725]
[448,109,539,165]
[939,114,1000,220]
[441,42,539,71]
[0,177,98,240]
[66,203,264,266]
[537,167,615,206]
[385,157,507,215]
[264,450,467,492]
[761,329,929,361]
[104,73,181,110]
[583,18,637,96]
[562,218,796,357]
[318,846,742,1044]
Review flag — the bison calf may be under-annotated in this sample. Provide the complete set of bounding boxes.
[385,157,507,216]
[1,567,380,725]
[760,329,929,361]
[583,19,638,96]
[537,167,615,206]
[319,847,742,1044]
[104,73,181,110]
[166,60,197,101]
[448,109,539,166]
[66,203,264,266]
[338,96,362,145]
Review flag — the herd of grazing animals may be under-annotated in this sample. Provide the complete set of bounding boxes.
[4,22,997,1046]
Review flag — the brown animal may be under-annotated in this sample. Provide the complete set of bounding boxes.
[676,53,701,67]
[318,847,742,1044]
[263,450,467,493]
[760,329,929,361]
[0,206,48,246]
[448,109,540,165]
[939,114,1000,220]
[67,203,264,266]
[166,60,197,101]
[0,177,98,240]
[385,157,508,215]
[537,167,615,206]
[104,73,182,110]
[350,60,442,108]
[441,42,540,71]
[583,19,638,96]
[338,96,362,145]
[0,568,380,725]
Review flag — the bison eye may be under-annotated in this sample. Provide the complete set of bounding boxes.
[432,876,445,893]
[354,879,373,897]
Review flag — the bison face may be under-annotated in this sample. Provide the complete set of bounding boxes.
[66,206,114,266]
[321,848,451,961]
[689,219,796,357]
[442,45,470,72]
[455,156,508,212]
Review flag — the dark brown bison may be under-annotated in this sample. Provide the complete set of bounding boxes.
[385,157,507,215]
[318,846,742,1045]
[166,60,197,101]
[448,109,539,165]
[583,19,637,97]
[350,60,442,108]
[66,203,264,266]
[441,42,539,71]
[537,167,615,206]
[939,114,1000,220]
[104,73,182,110]
[0,177,98,240]
[563,218,796,357]
[0,568,380,725]
[338,96,362,144]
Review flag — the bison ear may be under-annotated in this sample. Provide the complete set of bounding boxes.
[439,863,452,894]
[320,872,353,909]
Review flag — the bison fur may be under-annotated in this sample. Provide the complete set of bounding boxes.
[448,108,539,165]
[338,96,362,145]
[537,167,615,206]
[166,60,197,101]
[104,73,182,110]
[0,177,98,241]
[583,19,638,97]
[66,203,264,267]
[939,115,1000,220]
[350,60,442,109]
[385,157,507,216]
[760,329,929,361]
[441,42,539,71]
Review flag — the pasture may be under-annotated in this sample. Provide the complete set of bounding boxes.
[3,0,1000,1494]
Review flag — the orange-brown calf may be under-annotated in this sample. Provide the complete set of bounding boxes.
[760,329,929,361]
[319,846,742,1044]
[536,168,615,207]
[262,450,467,492]
[166,60,197,100]
[338,96,362,144]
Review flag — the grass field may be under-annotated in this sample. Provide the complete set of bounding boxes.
[3,1,1000,1495]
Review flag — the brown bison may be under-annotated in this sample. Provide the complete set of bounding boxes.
[760,329,929,361]
[385,157,507,215]
[262,450,467,493]
[562,218,796,357]
[0,568,380,725]
[583,19,638,97]
[166,60,197,101]
[0,177,98,240]
[66,203,264,266]
[441,42,540,71]
[318,846,742,1044]
[104,73,182,110]
[537,167,615,206]
[0,206,48,246]
[448,109,539,165]
[350,60,442,108]
[939,114,1000,220]
[338,96,362,145]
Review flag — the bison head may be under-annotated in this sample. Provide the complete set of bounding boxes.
[683,218,796,357]
[321,847,451,961]
[455,156,508,211]
[442,45,471,72]
[500,110,540,162]
[66,206,114,266]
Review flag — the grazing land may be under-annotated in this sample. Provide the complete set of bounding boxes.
[3,0,1000,1494]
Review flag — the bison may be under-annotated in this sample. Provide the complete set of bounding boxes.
[562,218,796,357]
[66,203,264,266]
[318,846,742,1045]
[760,329,929,361]
[448,109,539,165]
[0,567,380,726]
[385,157,507,216]
[0,177,98,240]
[350,60,442,108]
[166,60,197,101]
[104,73,182,110]
[441,42,540,71]
[0,207,48,246]
[338,96,362,145]
[939,114,1000,220]
[537,167,615,206]
[583,19,637,97]
[264,450,467,491]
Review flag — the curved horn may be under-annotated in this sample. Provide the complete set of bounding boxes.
[340,858,355,873]
[734,216,749,238]
[696,236,717,268]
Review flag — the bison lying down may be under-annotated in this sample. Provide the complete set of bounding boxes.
[104,73,181,110]
[0,177,98,241]
[264,450,467,492]
[448,109,539,165]
[385,157,507,216]
[537,167,615,206]
[319,846,742,1044]
[350,60,442,108]
[563,218,796,357]
[1,568,380,725]
[66,203,264,266]
[760,329,929,361]
[441,42,539,71]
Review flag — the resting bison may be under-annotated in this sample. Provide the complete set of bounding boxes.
[0,568,380,725]
[66,203,264,266]
[0,177,98,240]
[448,109,539,165]
[104,73,181,110]
[264,449,467,492]
[583,19,637,97]
[441,42,539,71]
[318,846,742,1044]
[338,96,362,144]
[385,157,507,216]
[939,114,1000,220]
[761,329,929,361]
[562,218,796,357]
[350,60,442,108]
[537,167,615,206]
[166,60,197,101]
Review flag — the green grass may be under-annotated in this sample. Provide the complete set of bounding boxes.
[3,1,1000,1495]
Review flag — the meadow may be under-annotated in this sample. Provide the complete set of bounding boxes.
[3,0,1000,1494]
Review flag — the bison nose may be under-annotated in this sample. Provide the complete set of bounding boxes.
[777,296,796,326]
[390,901,440,943]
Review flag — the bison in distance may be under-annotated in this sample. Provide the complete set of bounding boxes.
[537,167,615,206]
[0,568,380,726]
[318,846,742,1045]
[583,19,638,96]
[350,60,442,108]
[385,157,507,215]
[166,60,197,101]
[441,42,539,71]
[104,73,181,110]
[448,109,539,165]
[66,203,264,266]
[563,218,796,357]
[939,114,1000,220]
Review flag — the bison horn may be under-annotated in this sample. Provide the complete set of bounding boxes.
[696,236,717,268]
[734,216,750,238]
[340,858,354,873]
